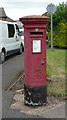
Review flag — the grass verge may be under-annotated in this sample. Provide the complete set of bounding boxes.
[46,49,66,98]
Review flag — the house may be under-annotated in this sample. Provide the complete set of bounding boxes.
[0,7,15,22]
[42,12,48,16]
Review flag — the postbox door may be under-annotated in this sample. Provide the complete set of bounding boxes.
[24,29,46,87]
[30,36,46,87]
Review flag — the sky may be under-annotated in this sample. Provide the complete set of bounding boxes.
[0,0,66,20]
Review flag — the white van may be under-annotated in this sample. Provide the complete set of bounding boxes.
[19,28,24,47]
[0,20,24,63]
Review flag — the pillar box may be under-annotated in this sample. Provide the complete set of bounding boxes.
[19,15,50,106]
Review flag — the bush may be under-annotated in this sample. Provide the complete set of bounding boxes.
[48,22,67,48]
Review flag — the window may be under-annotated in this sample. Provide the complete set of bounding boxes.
[21,31,24,36]
[8,24,15,38]
[15,24,19,34]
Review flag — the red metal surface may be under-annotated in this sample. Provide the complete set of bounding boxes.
[20,15,50,87]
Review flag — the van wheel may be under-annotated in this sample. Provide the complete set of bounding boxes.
[19,45,22,54]
[0,51,5,63]
[22,46,24,52]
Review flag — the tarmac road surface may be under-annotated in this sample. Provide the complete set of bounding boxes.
[2,53,24,90]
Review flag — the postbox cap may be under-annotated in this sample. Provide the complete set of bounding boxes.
[19,15,50,24]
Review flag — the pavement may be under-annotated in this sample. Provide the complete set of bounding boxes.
[2,90,41,118]
[10,89,66,119]
[2,90,66,119]
[40,102,65,118]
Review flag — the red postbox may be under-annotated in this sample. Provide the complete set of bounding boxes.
[20,15,50,106]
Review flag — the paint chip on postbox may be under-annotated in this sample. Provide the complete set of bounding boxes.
[33,40,41,53]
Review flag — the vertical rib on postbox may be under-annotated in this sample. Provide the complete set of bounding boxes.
[19,15,50,106]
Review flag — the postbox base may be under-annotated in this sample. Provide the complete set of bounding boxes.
[24,84,47,106]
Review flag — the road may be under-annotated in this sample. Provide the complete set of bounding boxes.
[2,53,24,90]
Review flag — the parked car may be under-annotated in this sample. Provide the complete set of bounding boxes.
[19,28,24,50]
[0,20,24,63]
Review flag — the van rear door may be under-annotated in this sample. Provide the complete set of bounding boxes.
[15,24,21,49]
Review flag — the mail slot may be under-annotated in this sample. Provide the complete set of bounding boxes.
[20,15,50,106]
[30,32,43,35]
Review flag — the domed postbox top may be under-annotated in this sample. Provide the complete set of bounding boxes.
[19,15,50,24]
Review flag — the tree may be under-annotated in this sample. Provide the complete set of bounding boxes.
[53,2,65,28]
[47,2,67,48]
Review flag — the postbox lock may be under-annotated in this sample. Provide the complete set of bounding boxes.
[41,61,45,65]
[43,57,46,60]
[35,28,39,32]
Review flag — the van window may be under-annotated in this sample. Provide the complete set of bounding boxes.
[7,24,15,38]
[15,24,19,34]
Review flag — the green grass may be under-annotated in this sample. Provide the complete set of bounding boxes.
[46,49,66,97]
